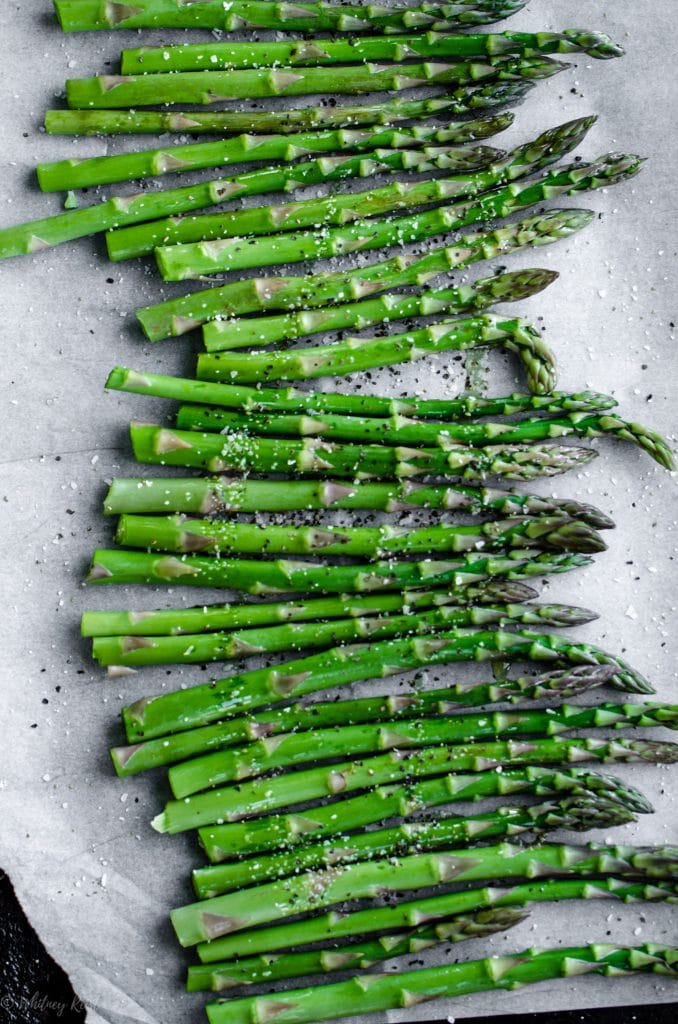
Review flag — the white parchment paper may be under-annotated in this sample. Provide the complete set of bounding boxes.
[1,2,677,1022]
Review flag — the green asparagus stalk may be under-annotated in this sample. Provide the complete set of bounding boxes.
[115,513,605,559]
[83,581,540,637]
[121,629,651,744]
[176,408,675,471]
[129,422,597,480]
[158,737,672,837]
[201,269,556,351]
[107,366,617,421]
[192,794,640,897]
[173,838,678,944]
[54,0,530,34]
[168,702,678,799]
[111,159,559,264]
[157,153,637,281]
[198,755,646,862]
[39,124,504,191]
[123,30,623,75]
[44,84,534,135]
[136,208,593,341]
[169,741,668,841]
[102,475,615,528]
[196,846,678,958]
[88,548,593,597]
[0,144,444,261]
[186,907,527,992]
[95,599,598,668]
[66,55,565,109]
[193,314,557,392]
[191,842,678,958]
[135,115,595,265]
[111,667,614,777]
[205,941,678,1024]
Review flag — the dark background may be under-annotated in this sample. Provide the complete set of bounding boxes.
[1,871,675,1024]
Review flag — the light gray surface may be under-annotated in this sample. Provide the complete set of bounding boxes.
[0,2,677,1022]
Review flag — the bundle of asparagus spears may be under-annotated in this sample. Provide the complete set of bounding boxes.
[5,0,674,1020]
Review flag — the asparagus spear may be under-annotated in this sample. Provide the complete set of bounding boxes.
[95,599,598,668]
[205,942,678,1023]
[66,55,565,108]
[156,153,637,280]
[123,30,623,74]
[186,844,678,957]
[200,270,556,351]
[187,907,528,992]
[115,513,604,559]
[198,754,646,862]
[111,667,614,777]
[194,846,678,954]
[167,740,667,839]
[158,737,671,837]
[136,208,593,341]
[44,84,533,135]
[39,127,505,192]
[83,581,540,637]
[195,854,678,955]
[192,794,640,896]
[176,409,675,471]
[88,547,593,596]
[102,475,615,527]
[106,114,593,248]
[193,314,557,392]
[121,629,651,743]
[54,0,530,34]
[168,703,678,798]
[0,144,444,261]
[111,162,557,264]
[106,366,617,421]
[172,838,678,943]
[129,423,597,479]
